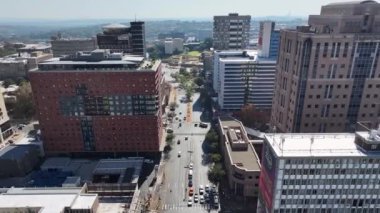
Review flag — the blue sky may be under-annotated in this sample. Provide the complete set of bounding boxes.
[0,0,353,20]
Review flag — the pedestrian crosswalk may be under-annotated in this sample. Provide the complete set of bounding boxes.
[161,203,207,210]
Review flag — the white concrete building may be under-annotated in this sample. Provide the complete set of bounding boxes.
[164,38,184,55]
[0,186,99,213]
[258,127,380,212]
[213,50,276,110]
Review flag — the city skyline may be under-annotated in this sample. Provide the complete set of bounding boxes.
[1,0,353,20]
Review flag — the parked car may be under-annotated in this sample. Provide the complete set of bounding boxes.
[188,180,193,187]
[185,136,188,140]
[177,139,181,144]
[178,151,181,157]
[189,162,193,169]
[200,122,208,128]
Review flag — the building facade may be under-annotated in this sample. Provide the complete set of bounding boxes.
[164,38,184,55]
[0,51,52,80]
[271,0,380,133]
[258,21,280,59]
[218,117,261,198]
[29,50,162,155]
[213,50,276,110]
[213,13,251,50]
[258,127,380,212]
[51,37,97,57]
[97,22,145,56]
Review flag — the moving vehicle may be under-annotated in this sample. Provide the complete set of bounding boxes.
[189,162,193,169]
[178,151,181,157]
[205,184,210,192]
[187,197,193,206]
[199,185,204,195]
[185,136,188,140]
[188,169,193,179]
[194,194,199,203]
[188,180,193,187]
[189,188,194,196]
[177,139,181,144]
[199,195,205,204]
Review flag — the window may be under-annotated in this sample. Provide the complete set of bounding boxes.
[343,42,349,57]
[323,42,329,57]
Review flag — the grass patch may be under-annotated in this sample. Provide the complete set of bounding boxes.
[187,51,201,57]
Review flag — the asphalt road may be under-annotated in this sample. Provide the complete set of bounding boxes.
[160,64,219,212]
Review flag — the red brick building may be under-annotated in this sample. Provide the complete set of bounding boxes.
[29,50,163,155]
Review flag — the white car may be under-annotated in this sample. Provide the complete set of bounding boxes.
[178,151,181,157]
[194,194,199,203]
[187,197,193,206]
[205,184,210,192]
[199,185,204,195]
[199,195,205,204]
[189,162,193,169]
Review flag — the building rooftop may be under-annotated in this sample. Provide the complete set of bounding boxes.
[216,50,277,62]
[103,23,129,29]
[265,131,380,157]
[0,144,40,160]
[327,0,377,6]
[0,187,97,213]
[219,117,261,171]
[17,43,51,51]
[35,49,159,72]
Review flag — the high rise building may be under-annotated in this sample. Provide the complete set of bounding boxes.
[29,49,162,155]
[97,22,145,56]
[213,13,251,50]
[258,127,380,212]
[213,50,276,110]
[258,21,280,59]
[271,0,380,133]
[51,35,97,57]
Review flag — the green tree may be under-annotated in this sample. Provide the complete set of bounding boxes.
[210,153,222,163]
[166,133,175,145]
[194,77,205,87]
[206,129,219,143]
[208,163,226,184]
[13,82,35,120]
[169,102,178,109]
[209,142,219,153]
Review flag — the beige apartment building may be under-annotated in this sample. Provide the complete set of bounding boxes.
[271,0,380,133]
[218,116,261,198]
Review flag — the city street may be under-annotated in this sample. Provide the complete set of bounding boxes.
[159,64,218,212]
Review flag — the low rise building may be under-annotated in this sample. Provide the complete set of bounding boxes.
[0,186,99,213]
[51,36,97,57]
[258,126,380,212]
[218,116,261,198]
[0,51,53,80]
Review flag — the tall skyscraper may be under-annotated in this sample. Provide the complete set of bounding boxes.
[213,50,276,110]
[258,21,280,59]
[29,49,162,154]
[258,127,380,212]
[213,13,251,50]
[271,1,380,133]
[97,22,145,56]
